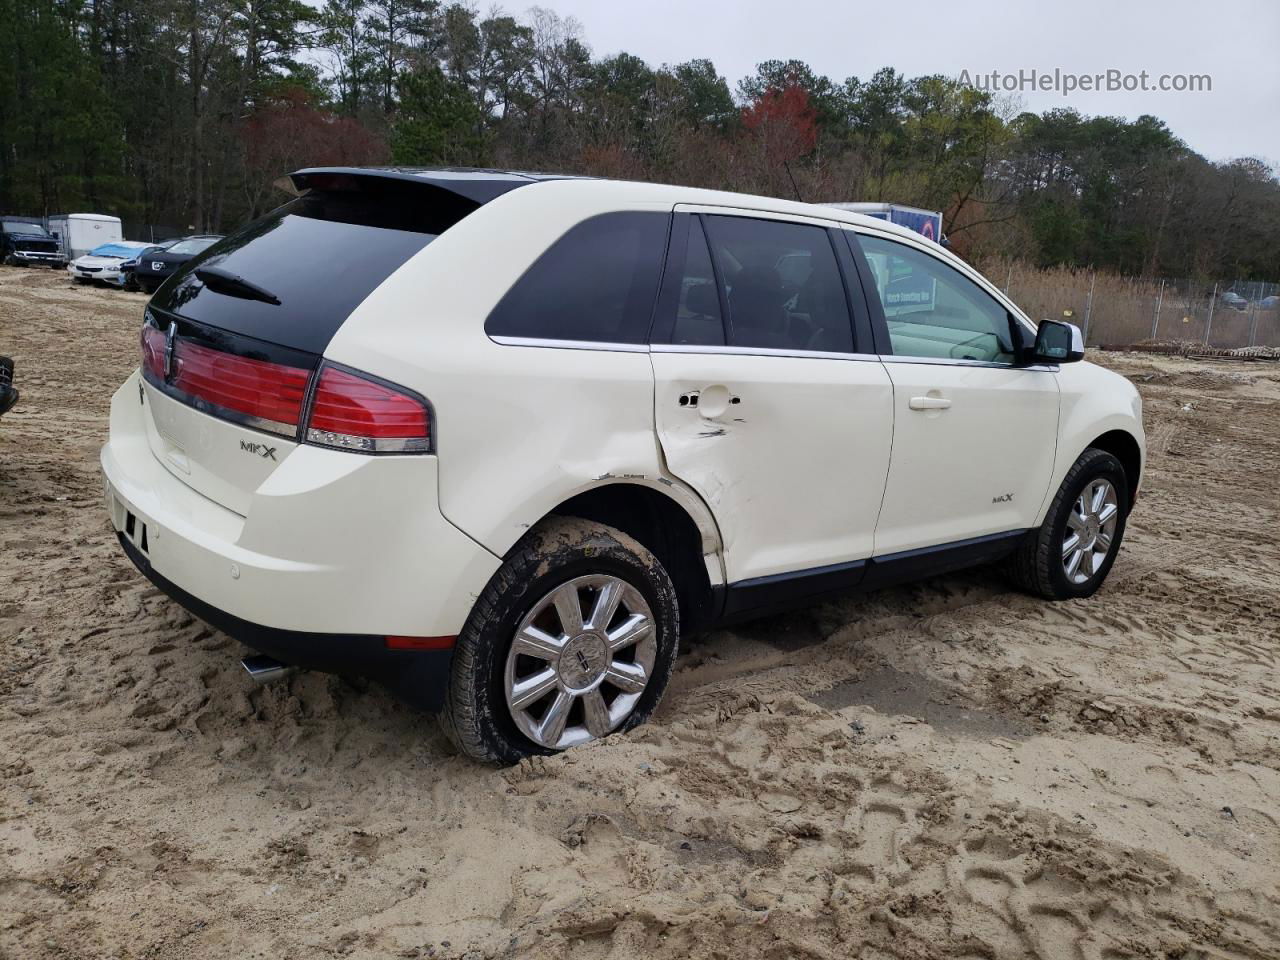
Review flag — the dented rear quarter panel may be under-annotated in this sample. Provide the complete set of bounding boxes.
[323,182,725,576]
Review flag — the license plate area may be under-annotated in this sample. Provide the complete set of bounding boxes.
[113,494,150,555]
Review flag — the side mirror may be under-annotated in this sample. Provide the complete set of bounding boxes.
[1032,319,1085,364]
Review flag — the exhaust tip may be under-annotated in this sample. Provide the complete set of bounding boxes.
[241,654,293,685]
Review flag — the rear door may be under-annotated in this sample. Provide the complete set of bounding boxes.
[651,208,894,600]
[849,229,1060,555]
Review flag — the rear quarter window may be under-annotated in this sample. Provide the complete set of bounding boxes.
[486,212,670,344]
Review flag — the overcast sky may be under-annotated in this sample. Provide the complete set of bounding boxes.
[545,0,1280,165]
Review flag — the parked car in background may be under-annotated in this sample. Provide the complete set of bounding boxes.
[0,356,17,418]
[101,168,1146,763]
[131,236,222,293]
[1220,291,1248,311]
[1258,295,1279,310]
[46,213,123,261]
[67,241,153,285]
[1,218,64,267]
[118,240,177,290]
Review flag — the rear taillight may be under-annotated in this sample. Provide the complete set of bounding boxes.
[305,365,431,454]
[141,324,166,380]
[140,323,431,453]
[171,340,310,434]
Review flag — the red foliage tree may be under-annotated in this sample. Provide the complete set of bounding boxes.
[240,89,389,216]
[741,83,818,166]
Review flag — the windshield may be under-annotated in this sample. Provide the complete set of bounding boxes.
[89,243,141,258]
[3,222,49,236]
[168,238,219,255]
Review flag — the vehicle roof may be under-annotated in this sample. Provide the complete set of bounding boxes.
[291,166,912,235]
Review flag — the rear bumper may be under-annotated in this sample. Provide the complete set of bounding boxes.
[115,531,454,708]
[101,370,502,703]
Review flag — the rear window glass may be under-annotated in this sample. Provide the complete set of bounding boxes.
[151,181,476,354]
[486,212,670,344]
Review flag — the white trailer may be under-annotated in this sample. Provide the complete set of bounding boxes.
[821,202,945,245]
[46,213,123,260]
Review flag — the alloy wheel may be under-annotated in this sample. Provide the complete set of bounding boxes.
[1062,478,1119,585]
[504,575,656,750]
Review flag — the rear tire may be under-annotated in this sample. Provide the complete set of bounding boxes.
[441,517,679,764]
[1007,448,1129,600]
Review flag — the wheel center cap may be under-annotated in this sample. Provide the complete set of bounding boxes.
[558,633,609,690]
[1081,516,1100,548]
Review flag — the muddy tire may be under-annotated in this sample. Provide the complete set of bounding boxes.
[1007,448,1129,600]
[441,517,680,764]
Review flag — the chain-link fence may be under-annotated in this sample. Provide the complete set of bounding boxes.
[991,260,1280,349]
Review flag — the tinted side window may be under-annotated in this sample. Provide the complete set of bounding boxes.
[670,217,725,345]
[703,215,853,353]
[486,212,669,344]
[858,235,1014,363]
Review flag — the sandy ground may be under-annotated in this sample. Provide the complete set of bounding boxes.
[2,264,1279,960]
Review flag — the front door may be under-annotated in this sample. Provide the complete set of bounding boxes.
[850,230,1060,555]
[650,209,894,590]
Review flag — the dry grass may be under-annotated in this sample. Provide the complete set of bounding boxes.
[980,257,1280,348]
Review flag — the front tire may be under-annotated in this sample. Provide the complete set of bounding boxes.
[441,517,679,764]
[1007,448,1129,600]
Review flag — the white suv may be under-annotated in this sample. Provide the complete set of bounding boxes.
[101,168,1145,762]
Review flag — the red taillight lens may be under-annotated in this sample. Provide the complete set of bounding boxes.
[170,340,310,434]
[305,365,431,453]
[141,324,166,379]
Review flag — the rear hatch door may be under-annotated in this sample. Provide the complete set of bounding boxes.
[140,173,502,514]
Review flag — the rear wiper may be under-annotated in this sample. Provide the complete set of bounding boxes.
[195,266,281,305]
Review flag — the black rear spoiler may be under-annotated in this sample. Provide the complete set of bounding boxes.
[275,166,552,206]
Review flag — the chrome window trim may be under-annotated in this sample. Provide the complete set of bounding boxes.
[489,335,1057,370]
[879,354,1059,372]
[489,335,648,354]
[652,343,880,362]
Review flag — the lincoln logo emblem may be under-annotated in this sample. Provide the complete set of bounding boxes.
[575,650,592,672]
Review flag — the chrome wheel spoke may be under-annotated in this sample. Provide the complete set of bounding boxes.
[1095,530,1112,551]
[1076,493,1091,519]
[607,613,652,652]
[1081,548,1096,577]
[582,689,612,739]
[552,583,584,636]
[509,668,559,711]
[1062,532,1081,557]
[1090,482,1108,514]
[1066,512,1087,533]
[587,579,623,631]
[1097,502,1118,524]
[1065,548,1084,579]
[605,660,647,694]
[513,625,564,661]
[538,690,574,745]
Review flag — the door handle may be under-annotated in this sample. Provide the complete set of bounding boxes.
[909,396,952,411]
